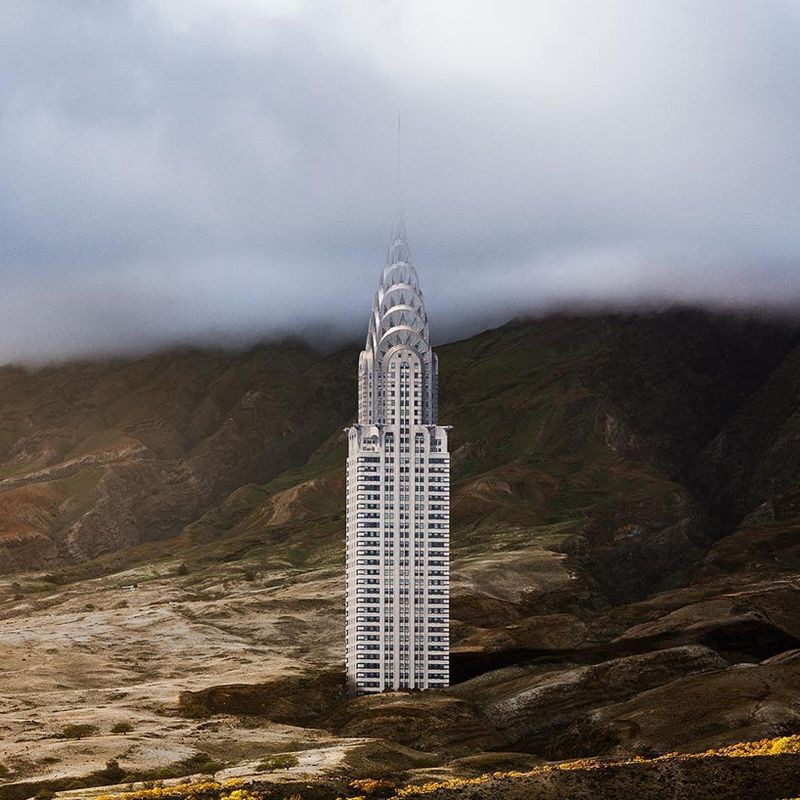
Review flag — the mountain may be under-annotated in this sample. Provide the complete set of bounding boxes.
[1,308,800,799]
[0,342,356,571]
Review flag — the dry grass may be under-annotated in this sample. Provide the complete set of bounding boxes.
[387,735,800,798]
[86,735,800,800]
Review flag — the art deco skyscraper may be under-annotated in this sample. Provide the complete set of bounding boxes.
[345,218,450,696]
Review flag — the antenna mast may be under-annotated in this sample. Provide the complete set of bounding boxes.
[396,111,404,221]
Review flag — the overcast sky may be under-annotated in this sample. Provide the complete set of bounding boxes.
[2,1,800,363]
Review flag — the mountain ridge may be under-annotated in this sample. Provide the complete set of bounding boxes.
[3,307,799,592]
[1,307,799,795]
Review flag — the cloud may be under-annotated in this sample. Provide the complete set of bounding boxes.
[0,0,799,363]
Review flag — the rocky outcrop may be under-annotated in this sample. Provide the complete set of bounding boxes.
[331,693,494,757]
[555,663,800,758]
[178,670,345,727]
[465,646,727,755]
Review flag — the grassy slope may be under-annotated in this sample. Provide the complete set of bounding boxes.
[32,735,800,800]
[0,342,358,571]
[179,315,722,598]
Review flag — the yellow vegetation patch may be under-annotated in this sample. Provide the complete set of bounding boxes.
[93,736,800,800]
[694,735,800,758]
[387,736,800,798]
[97,778,247,800]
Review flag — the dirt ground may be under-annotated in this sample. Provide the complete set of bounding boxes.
[0,560,355,787]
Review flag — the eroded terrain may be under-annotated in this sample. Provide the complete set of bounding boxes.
[2,311,800,798]
[0,561,348,789]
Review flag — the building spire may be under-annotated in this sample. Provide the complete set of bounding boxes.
[387,216,411,265]
[387,112,412,265]
[396,111,404,222]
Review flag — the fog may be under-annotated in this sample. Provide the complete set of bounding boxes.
[2,1,800,363]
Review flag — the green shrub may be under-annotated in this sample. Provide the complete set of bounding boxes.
[99,758,125,782]
[185,752,213,766]
[0,763,9,778]
[60,723,98,739]
[181,751,223,774]
[258,753,299,771]
[111,721,134,734]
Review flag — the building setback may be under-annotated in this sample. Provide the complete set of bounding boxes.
[345,218,450,696]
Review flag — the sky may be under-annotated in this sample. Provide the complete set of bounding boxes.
[2,0,800,363]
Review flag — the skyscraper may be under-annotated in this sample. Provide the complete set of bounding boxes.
[345,218,450,696]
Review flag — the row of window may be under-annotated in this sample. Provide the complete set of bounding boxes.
[354,577,448,585]
[354,617,447,626]
[353,626,448,633]
[355,680,448,688]
[354,559,447,566]
[353,634,448,641]
[356,505,449,512]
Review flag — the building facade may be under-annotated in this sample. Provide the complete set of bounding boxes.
[345,218,450,696]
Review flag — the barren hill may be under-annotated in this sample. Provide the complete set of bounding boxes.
[1,308,800,798]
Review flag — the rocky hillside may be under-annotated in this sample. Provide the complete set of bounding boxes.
[1,308,800,797]
[0,342,356,571]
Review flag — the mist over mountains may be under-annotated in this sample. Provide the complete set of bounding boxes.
[4,1,800,363]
